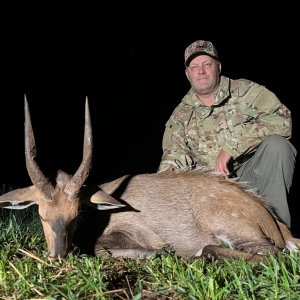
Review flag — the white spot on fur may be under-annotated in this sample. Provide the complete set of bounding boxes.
[286,241,299,252]
[215,235,234,248]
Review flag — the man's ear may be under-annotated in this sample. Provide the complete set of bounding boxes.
[185,68,190,81]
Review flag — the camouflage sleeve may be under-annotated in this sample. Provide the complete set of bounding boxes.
[158,115,196,172]
[222,86,292,159]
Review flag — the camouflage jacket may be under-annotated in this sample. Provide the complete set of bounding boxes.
[158,76,292,172]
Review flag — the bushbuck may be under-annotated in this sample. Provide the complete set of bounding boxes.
[0,97,299,261]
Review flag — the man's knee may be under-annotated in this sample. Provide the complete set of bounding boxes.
[261,135,297,156]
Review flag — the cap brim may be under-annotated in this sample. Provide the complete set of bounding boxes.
[185,51,218,66]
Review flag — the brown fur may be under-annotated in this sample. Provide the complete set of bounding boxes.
[1,98,299,261]
[93,168,299,260]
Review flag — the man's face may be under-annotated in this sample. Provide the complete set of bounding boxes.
[185,55,221,96]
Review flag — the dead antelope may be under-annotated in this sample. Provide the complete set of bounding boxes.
[0,97,299,261]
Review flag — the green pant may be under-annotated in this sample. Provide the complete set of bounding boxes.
[236,135,297,228]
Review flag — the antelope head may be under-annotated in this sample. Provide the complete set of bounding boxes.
[0,96,124,259]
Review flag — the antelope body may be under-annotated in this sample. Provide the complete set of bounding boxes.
[0,97,299,261]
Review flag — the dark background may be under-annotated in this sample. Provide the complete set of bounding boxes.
[1,7,299,234]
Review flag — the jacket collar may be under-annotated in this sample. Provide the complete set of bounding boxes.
[182,76,231,108]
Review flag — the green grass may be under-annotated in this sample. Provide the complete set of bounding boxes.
[1,207,300,299]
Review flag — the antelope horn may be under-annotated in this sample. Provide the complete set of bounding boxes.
[24,95,54,198]
[64,97,93,199]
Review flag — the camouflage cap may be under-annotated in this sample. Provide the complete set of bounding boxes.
[184,40,219,66]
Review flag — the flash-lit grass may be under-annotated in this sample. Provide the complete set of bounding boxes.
[1,207,300,299]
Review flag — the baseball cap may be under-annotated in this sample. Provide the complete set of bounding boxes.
[184,40,219,66]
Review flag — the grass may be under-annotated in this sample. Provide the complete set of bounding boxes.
[1,207,300,299]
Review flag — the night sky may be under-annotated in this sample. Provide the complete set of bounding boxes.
[2,7,299,232]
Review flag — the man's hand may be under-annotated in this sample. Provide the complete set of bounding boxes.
[215,149,231,176]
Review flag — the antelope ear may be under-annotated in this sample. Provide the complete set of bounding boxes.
[0,200,35,209]
[90,190,125,210]
[0,186,37,209]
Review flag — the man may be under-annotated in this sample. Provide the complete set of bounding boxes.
[158,40,297,228]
